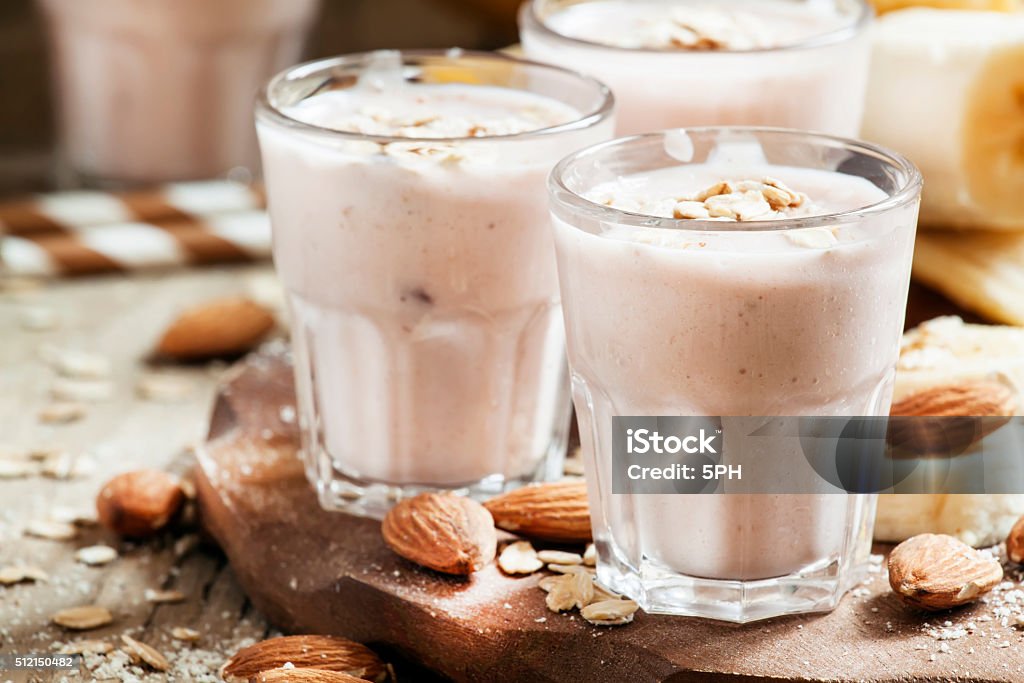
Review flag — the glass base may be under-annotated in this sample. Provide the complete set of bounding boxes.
[597,544,867,624]
[303,432,570,520]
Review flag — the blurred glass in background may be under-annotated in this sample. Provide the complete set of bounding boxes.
[0,0,522,196]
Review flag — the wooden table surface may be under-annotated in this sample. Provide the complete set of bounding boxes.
[0,263,1000,682]
[0,264,283,682]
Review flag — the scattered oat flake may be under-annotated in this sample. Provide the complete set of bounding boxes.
[548,563,591,575]
[136,374,195,402]
[0,565,49,585]
[121,634,170,671]
[50,377,114,403]
[171,627,201,642]
[38,401,87,424]
[145,588,186,604]
[0,458,36,479]
[25,519,77,540]
[563,456,584,477]
[42,346,112,379]
[580,599,639,626]
[75,545,118,566]
[498,541,544,575]
[57,639,113,655]
[583,544,597,567]
[545,577,578,613]
[572,569,596,609]
[52,605,113,630]
[28,445,61,460]
[593,582,623,602]
[50,505,99,526]
[537,550,582,566]
[538,575,565,593]
[40,451,95,480]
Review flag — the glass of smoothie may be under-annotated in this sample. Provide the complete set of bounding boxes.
[520,0,871,136]
[38,0,321,186]
[256,50,614,516]
[550,127,921,622]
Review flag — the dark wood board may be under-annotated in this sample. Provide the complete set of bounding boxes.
[195,288,1024,683]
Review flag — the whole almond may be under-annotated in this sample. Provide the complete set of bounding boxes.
[382,492,496,575]
[889,380,1017,458]
[1006,515,1024,564]
[890,379,1017,418]
[252,669,369,683]
[484,481,591,543]
[221,635,387,683]
[888,533,1003,611]
[157,297,275,361]
[96,470,184,538]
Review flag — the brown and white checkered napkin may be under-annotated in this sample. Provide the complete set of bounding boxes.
[0,180,271,277]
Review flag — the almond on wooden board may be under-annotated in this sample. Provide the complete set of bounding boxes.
[484,481,591,543]
[251,669,370,683]
[381,492,496,575]
[890,379,1016,418]
[221,635,388,683]
[96,470,184,538]
[888,533,1003,611]
[1006,515,1024,563]
[156,296,275,361]
[888,379,1017,457]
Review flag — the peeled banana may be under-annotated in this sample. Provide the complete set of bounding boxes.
[871,0,1017,14]
[913,230,1024,325]
[875,316,1024,547]
[862,9,1024,230]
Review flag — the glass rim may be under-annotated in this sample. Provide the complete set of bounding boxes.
[255,48,615,145]
[521,0,873,55]
[548,126,923,234]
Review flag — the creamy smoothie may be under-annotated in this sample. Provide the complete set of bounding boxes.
[520,0,871,136]
[39,0,320,185]
[257,52,613,511]
[550,129,921,620]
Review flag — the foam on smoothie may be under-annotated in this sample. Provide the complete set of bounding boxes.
[283,53,580,139]
[585,164,890,251]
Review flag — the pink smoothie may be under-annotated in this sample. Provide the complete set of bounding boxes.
[521,0,870,136]
[258,57,613,490]
[40,0,319,184]
[554,164,917,581]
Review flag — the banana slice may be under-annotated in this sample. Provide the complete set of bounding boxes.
[862,9,1024,230]
[871,0,1017,14]
[895,315,1024,397]
[913,230,1024,325]
[876,316,1024,547]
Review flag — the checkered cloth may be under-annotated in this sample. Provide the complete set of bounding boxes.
[0,181,271,276]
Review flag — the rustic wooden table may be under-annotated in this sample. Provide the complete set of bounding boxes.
[0,264,1013,683]
[0,264,283,683]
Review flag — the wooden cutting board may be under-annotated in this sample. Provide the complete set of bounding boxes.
[194,285,1022,682]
